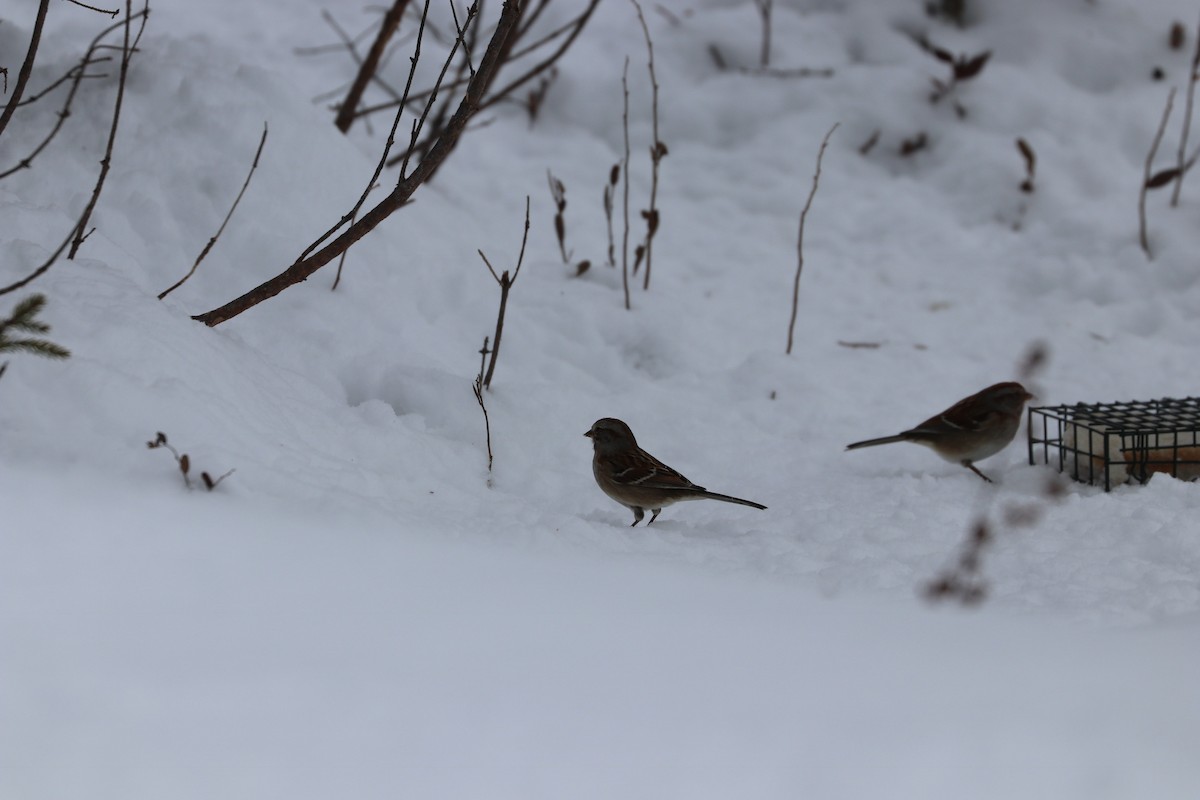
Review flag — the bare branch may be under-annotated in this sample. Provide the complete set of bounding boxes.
[1140,87,1176,260]
[69,0,148,259]
[0,0,51,141]
[786,123,838,355]
[1172,13,1200,206]
[159,123,268,300]
[479,195,530,389]
[193,0,522,327]
[620,58,632,311]
[64,0,120,16]
[0,6,151,295]
[335,0,411,133]
[472,337,494,480]
[630,0,664,292]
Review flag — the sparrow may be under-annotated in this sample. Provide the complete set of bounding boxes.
[584,417,767,526]
[845,381,1034,482]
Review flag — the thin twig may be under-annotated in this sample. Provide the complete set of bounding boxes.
[69,0,146,260]
[1140,87,1176,259]
[352,1,601,125]
[335,0,410,133]
[159,123,268,300]
[620,57,632,311]
[786,122,838,355]
[0,0,51,141]
[477,0,601,114]
[293,0,438,268]
[64,0,120,15]
[478,195,530,389]
[0,6,151,296]
[0,54,111,180]
[603,162,619,267]
[1172,13,1200,206]
[392,0,481,180]
[332,184,379,290]
[630,0,664,292]
[194,0,520,326]
[391,2,481,175]
[472,337,494,479]
[754,0,772,68]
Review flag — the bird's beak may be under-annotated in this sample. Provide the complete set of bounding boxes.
[583,430,593,438]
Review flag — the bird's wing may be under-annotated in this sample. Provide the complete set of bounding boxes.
[608,449,700,491]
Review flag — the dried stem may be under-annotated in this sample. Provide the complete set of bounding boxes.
[336,0,411,133]
[293,0,439,269]
[0,0,50,141]
[350,0,601,164]
[754,0,772,68]
[0,6,150,296]
[1,5,144,180]
[69,0,146,260]
[193,0,521,327]
[547,170,569,263]
[603,162,619,267]
[786,122,838,355]
[477,195,530,390]
[65,0,120,15]
[631,0,664,292]
[1140,87,1176,260]
[389,0,482,177]
[0,52,110,180]
[620,57,632,311]
[159,123,268,300]
[472,337,494,478]
[1172,13,1200,206]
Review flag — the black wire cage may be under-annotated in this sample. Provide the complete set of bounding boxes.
[1028,397,1200,491]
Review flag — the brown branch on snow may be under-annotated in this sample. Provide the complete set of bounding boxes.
[786,123,838,355]
[603,162,620,267]
[296,0,446,269]
[342,0,600,174]
[0,0,51,142]
[146,431,235,492]
[707,43,834,79]
[472,336,494,481]
[548,170,570,263]
[391,0,483,180]
[192,1,524,327]
[620,58,632,311]
[69,0,147,260]
[1140,87,1176,260]
[477,196,531,390]
[754,0,772,68]
[0,4,150,296]
[1172,12,1200,206]
[630,0,666,292]
[331,182,379,291]
[0,52,111,180]
[64,0,120,15]
[159,123,269,300]
[334,1,411,133]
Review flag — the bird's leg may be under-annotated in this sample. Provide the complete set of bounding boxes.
[630,506,645,526]
[963,461,993,483]
[648,508,663,524]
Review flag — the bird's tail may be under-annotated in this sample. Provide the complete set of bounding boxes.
[697,491,767,510]
[845,433,908,451]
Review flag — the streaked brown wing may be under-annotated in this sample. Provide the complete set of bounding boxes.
[609,448,698,491]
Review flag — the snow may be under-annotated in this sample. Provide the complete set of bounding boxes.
[2,0,1198,796]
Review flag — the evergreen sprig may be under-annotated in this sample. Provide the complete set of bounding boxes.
[0,294,71,379]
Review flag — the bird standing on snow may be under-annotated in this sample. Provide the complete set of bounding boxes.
[845,381,1034,482]
[585,417,767,526]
